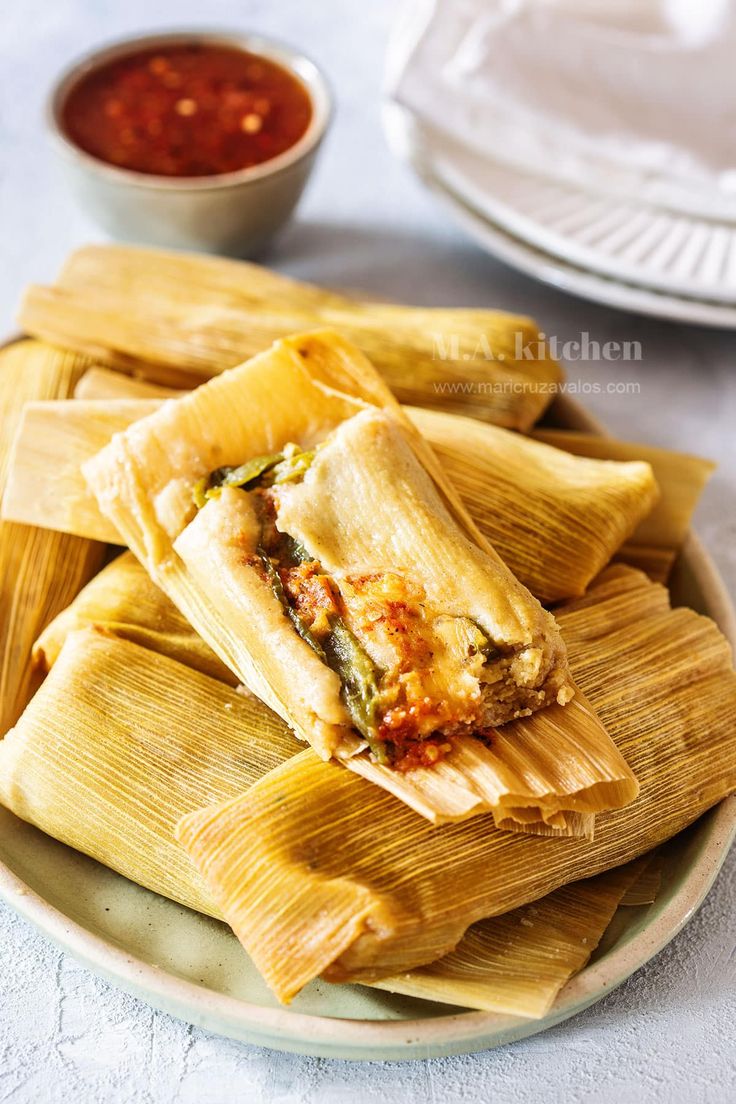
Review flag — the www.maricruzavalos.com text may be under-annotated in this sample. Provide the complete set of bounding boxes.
[431,379,641,396]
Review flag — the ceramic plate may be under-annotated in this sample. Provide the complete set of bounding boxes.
[0,393,734,1061]
[384,104,736,330]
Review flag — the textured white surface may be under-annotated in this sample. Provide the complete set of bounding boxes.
[1,1,735,1101]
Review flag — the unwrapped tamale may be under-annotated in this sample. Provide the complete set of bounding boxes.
[76,329,645,831]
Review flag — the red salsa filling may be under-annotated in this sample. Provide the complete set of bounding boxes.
[61,43,313,177]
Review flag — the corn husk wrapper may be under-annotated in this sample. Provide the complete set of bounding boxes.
[410,407,659,602]
[3,398,161,543]
[8,391,660,606]
[0,629,301,916]
[0,617,642,1018]
[619,856,662,906]
[175,566,736,1001]
[74,366,179,401]
[534,429,715,582]
[75,330,644,833]
[372,861,643,1016]
[0,340,105,733]
[19,243,564,429]
[34,551,235,685]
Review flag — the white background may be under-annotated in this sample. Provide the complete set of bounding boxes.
[1,2,734,1101]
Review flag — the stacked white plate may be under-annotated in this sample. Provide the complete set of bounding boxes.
[384,1,736,328]
[384,105,736,328]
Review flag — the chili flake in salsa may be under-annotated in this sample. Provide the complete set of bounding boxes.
[61,43,313,177]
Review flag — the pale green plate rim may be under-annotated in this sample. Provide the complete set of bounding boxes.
[0,385,734,1061]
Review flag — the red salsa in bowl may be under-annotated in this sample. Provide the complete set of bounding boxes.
[60,43,314,178]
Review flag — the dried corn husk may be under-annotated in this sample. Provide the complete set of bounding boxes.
[372,861,643,1016]
[619,859,662,906]
[0,629,301,915]
[0,340,104,733]
[34,551,235,685]
[410,407,659,601]
[74,366,180,400]
[176,566,736,1001]
[3,398,161,543]
[19,243,564,429]
[533,429,715,582]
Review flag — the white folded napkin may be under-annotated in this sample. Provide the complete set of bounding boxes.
[389,0,736,219]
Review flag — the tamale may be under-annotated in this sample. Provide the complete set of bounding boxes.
[34,551,235,685]
[533,429,715,582]
[3,398,161,543]
[20,243,564,429]
[0,340,105,732]
[410,407,659,601]
[76,329,642,830]
[1,344,639,828]
[5,393,662,606]
[372,862,642,1016]
[0,629,301,916]
[175,567,736,1001]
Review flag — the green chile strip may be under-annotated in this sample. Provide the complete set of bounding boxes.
[257,537,386,759]
[192,447,317,509]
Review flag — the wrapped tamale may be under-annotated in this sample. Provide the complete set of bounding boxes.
[176,567,736,1001]
[19,242,564,429]
[533,429,715,582]
[372,862,643,1016]
[3,398,161,543]
[0,629,301,915]
[74,329,644,830]
[4,391,662,605]
[0,340,105,732]
[34,551,235,685]
[409,407,659,601]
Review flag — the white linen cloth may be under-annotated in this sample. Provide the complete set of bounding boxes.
[389,0,736,219]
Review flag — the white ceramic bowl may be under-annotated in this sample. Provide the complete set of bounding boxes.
[47,30,332,255]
